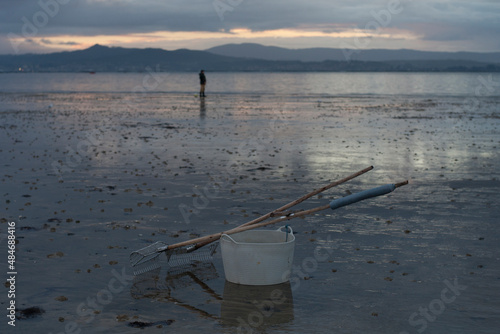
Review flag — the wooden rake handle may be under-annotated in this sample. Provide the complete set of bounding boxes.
[184,166,374,252]
[168,178,408,253]
[238,165,374,228]
[209,180,409,238]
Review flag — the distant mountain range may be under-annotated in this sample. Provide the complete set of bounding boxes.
[1,43,499,73]
[206,43,500,63]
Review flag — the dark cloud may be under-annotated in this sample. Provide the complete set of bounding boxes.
[1,0,212,35]
[0,35,62,54]
[1,0,499,54]
[40,38,80,46]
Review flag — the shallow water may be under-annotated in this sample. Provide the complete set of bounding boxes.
[1,72,499,97]
[0,74,499,333]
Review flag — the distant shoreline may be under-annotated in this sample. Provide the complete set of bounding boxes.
[1,44,499,73]
[2,68,500,74]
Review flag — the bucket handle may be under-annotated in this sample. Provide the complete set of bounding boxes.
[222,227,293,244]
[220,233,236,244]
[278,225,293,242]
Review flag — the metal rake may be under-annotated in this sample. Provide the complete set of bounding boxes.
[130,241,218,275]
[129,166,408,276]
[130,166,375,275]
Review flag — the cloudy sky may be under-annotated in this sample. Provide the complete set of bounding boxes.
[0,0,499,55]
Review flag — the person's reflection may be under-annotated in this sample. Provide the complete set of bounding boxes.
[200,98,206,119]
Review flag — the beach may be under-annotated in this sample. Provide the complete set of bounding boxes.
[1,72,500,333]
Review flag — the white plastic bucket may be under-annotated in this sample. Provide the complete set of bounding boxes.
[220,226,295,286]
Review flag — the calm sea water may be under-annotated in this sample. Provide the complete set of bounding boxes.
[0,72,499,97]
[1,71,499,334]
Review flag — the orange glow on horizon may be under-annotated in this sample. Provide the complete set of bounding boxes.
[10,26,420,52]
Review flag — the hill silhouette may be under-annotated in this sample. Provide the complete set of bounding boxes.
[207,43,500,63]
[1,44,498,73]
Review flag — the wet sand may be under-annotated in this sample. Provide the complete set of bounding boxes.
[1,92,499,333]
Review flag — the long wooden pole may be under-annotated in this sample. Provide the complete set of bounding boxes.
[187,166,374,251]
[131,178,409,269]
[189,180,408,247]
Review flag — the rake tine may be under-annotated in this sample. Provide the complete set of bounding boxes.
[166,243,218,268]
[132,258,162,276]
[130,241,219,275]
[130,241,168,267]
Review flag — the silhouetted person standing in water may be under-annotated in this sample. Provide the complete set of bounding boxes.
[199,70,206,97]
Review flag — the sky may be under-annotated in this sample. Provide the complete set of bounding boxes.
[0,0,499,55]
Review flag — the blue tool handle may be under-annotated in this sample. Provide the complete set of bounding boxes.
[329,184,396,210]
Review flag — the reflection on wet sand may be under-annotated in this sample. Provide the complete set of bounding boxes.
[2,88,499,333]
[130,263,221,320]
[200,98,206,119]
[130,264,294,331]
[221,281,294,331]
